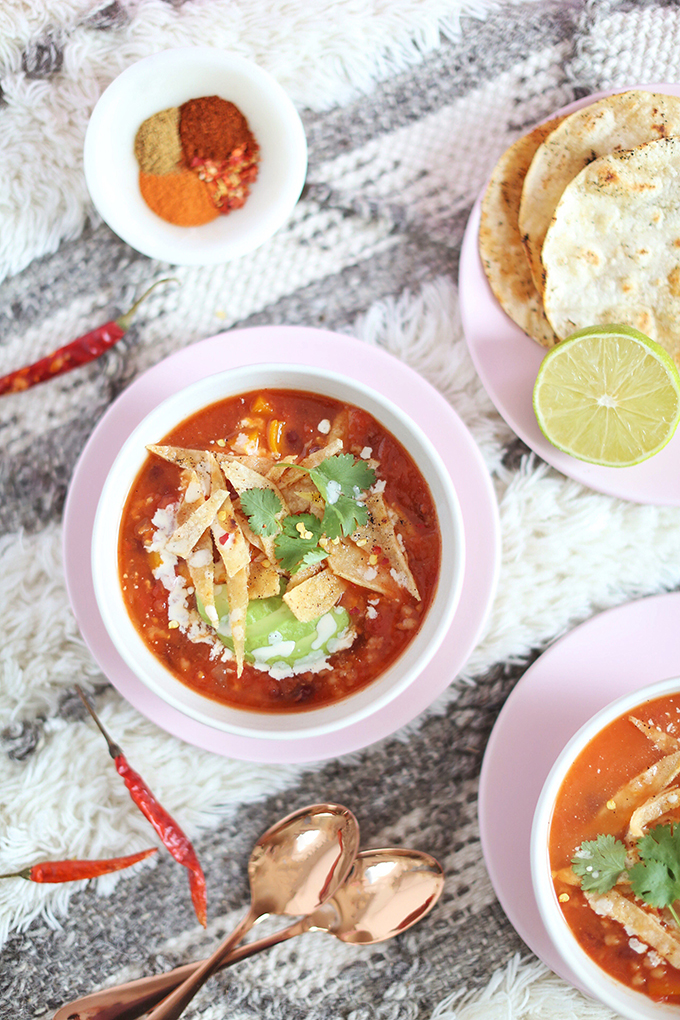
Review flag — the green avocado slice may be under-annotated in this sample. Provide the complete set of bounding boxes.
[197,586,351,668]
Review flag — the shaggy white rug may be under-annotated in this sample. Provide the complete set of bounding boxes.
[2,1,680,1018]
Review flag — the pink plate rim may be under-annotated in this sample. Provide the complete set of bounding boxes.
[63,325,501,763]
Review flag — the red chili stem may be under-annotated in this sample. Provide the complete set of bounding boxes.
[0,277,177,396]
[75,686,207,927]
[0,848,157,883]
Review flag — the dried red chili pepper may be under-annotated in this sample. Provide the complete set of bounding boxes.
[76,687,207,927]
[0,847,157,882]
[0,277,176,396]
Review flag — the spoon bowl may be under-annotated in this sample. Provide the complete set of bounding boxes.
[53,846,443,1020]
[145,802,359,1020]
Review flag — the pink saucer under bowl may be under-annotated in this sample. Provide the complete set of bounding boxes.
[63,326,500,763]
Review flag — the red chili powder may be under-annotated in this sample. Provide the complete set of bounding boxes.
[179,95,253,163]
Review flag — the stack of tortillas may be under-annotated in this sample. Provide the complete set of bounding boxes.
[479,90,680,368]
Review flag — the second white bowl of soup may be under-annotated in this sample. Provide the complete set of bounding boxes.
[92,364,464,740]
[531,676,680,1019]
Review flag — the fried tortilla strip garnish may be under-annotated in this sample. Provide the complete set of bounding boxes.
[165,490,228,559]
[216,456,287,563]
[276,439,345,494]
[595,749,680,827]
[248,560,281,599]
[327,538,401,598]
[629,715,680,755]
[283,568,345,623]
[225,565,249,676]
[352,492,420,600]
[187,532,217,625]
[147,444,211,474]
[628,786,680,840]
[206,453,250,579]
[585,887,680,970]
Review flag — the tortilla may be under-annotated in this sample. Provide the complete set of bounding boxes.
[283,568,345,623]
[479,117,562,346]
[541,136,680,366]
[519,90,680,294]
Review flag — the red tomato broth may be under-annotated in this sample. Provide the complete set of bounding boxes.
[118,388,441,714]
[549,692,680,1003]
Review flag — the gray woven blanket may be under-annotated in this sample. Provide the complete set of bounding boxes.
[4,1,680,1018]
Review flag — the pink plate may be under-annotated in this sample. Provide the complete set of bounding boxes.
[63,326,500,763]
[460,83,680,507]
[479,591,680,991]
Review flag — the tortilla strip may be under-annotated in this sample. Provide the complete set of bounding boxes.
[147,444,210,474]
[215,456,286,502]
[628,786,680,840]
[352,492,420,600]
[327,539,401,598]
[216,457,287,563]
[283,568,345,623]
[225,565,249,676]
[585,888,680,970]
[248,560,281,599]
[629,716,680,755]
[187,532,217,626]
[165,490,228,559]
[207,454,249,579]
[276,439,345,492]
[595,749,680,827]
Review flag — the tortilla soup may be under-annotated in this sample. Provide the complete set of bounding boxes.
[118,389,441,714]
[549,691,680,1004]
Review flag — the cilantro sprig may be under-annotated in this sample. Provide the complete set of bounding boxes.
[571,823,680,924]
[239,453,376,572]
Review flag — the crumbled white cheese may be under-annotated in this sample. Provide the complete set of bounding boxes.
[317,419,331,434]
[188,548,212,569]
[360,446,372,459]
[325,479,342,505]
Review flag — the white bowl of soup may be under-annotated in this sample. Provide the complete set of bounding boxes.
[531,676,680,1019]
[92,364,464,740]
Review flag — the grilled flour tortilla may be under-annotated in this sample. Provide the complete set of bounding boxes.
[541,135,680,368]
[479,117,562,346]
[519,90,680,294]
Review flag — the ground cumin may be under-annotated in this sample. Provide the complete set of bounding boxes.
[179,95,252,163]
[138,169,218,226]
[134,107,183,175]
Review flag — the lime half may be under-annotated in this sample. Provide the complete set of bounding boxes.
[532,324,680,467]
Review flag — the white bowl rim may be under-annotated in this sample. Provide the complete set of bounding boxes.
[91,363,465,740]
[531,674,680,1019]
[83,47,308,264]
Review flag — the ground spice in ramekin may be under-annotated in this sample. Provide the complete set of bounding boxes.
[179,95,251,162]
[139,168,219,226]
[134,94,260,227]
[134,107,183,175]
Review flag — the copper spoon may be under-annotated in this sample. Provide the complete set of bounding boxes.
[52,847,443,1020]
[144,802,358,1020]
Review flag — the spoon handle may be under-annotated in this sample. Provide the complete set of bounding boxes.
[52,915,308,1020]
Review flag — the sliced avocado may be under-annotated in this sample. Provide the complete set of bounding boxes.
[197,587,351,667]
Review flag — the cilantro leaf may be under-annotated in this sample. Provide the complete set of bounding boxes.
[310,453,376,500]
[629,824,680,915]
[321,494,368,540]
[240,487,284,537]
[274,514,324,573]
[571,834,627,894]
[309,454,375,539]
